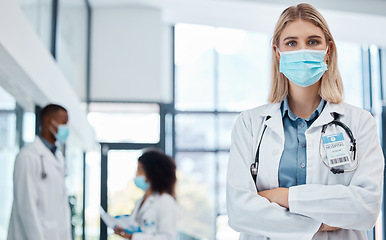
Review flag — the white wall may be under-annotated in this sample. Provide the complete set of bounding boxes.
[91,6,172,103]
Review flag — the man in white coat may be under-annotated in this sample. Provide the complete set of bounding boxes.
[7,104,72,240]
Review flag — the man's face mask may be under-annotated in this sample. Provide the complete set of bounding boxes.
[50,119,70,142]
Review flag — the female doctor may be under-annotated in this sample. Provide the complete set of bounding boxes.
[114,149,178,240]
[226,3,384,240]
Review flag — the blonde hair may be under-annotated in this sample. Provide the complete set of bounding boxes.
[268,3,343,103]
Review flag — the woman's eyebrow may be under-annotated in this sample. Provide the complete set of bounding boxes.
[307,35,323,39]
[283,36,298,41]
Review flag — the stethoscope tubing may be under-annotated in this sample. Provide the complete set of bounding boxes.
[251,113,358,184]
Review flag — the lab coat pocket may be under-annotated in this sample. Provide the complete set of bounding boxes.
[141,219,157,233]
[139,211,157,233]
[43,221,60,240]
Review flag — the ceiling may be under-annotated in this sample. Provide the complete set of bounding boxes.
[88,0,386,17]
[88,0,386,46]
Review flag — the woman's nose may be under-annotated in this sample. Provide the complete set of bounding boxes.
[297,42,307,50]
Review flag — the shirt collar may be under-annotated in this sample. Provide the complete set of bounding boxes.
[39,135,57,155]
[281,97,326,121]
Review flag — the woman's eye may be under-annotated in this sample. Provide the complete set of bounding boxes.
[287,41,296,47]
[309,40,319,45]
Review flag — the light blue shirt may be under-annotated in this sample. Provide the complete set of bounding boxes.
[278,98,326,188]
[39,135,57,155]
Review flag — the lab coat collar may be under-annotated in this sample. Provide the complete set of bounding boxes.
[309,101,345,129]
[138,193,158,212]
[260,103,284,139]
[35,136,63,169]
[258,101,345,138]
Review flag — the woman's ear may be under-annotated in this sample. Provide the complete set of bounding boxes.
[325,41,333,62]
[273,45,281,61]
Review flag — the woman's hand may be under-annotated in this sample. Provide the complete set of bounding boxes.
[318,223,341,232]
[113,226,132,239]
[258,187,289,208]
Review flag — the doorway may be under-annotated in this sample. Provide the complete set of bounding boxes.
[99,143,160,240]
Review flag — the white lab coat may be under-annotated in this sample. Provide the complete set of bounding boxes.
[7,137,71,240]
[130,193,178,240]
[227,101,384,240]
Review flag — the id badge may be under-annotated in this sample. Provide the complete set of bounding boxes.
[322,132,351,167]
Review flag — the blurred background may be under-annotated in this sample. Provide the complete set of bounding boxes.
[0,0,385,239]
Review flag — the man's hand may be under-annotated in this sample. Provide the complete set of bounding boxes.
[258,187,289,208]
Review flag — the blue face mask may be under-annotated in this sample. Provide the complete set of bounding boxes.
[279,48,328,87]
[134,176,150,191]
[50,120,70,142]
[56,125,70,142]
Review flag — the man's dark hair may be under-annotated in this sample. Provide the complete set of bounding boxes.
[40,104,67,124]
[138,149,177,197]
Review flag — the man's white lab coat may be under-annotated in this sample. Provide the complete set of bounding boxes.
[7,137,71,240]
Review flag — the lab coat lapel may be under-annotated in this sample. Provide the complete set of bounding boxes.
[35,137,62,170]
[256,103,284,190]
[262,103,284,139]
[137,194,156,219]
[308,102,344,131]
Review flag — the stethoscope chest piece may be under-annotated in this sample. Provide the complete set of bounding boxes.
[40,155,47,179]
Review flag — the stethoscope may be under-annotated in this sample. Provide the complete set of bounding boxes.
[40,155,47,179]
[250,112,358,184]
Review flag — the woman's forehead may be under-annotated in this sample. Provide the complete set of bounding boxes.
[281,19,324,40]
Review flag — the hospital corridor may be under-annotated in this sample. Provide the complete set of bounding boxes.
[1,0,386,239]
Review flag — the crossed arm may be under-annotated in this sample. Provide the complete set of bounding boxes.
[258,188,340,232]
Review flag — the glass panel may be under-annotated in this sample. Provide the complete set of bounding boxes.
[85,150,101,240]
[0,113,19,239]
[375,213,382,240]
[107,150,144,240]
[217,29,271,111]
[56,0,87,100]
[175,24,215,111]
[66,144,85,240]
[336,41,363,108]
[381,48,386,101]
[218,152,229,215]
[175,152,216,240]
[88,103,160,143]
[175,114,215,150]
[370,45,382,115]
[218,114,239,150]
[0,86,16,110]
[216,215,240,240]
[22,112,36,144]
[0,87,18,239]
[16,0,53,50]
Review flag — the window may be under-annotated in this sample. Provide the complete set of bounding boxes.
[56,0,88,100]
[174,23,271,239]
[88,103,160,143]
[336,41,363,107]
[0,86,20,239]
[85,102,164,240]
[16,0,53,50]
